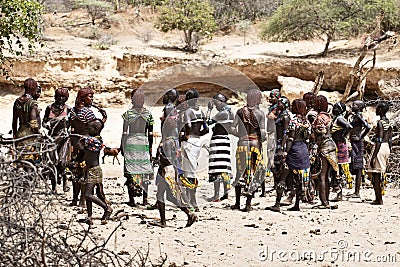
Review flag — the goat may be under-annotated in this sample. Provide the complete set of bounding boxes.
[102,147,121,165]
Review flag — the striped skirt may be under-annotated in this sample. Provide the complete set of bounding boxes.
[208,135,232,180]
[123,134,153,180]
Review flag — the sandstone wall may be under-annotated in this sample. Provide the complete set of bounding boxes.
[2,51,399,104]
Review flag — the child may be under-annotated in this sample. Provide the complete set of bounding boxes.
[81,119,112,225]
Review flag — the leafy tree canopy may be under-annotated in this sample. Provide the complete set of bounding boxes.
[0,0,44,77]
[156,0,217,52]
[75,0,112,25]
[261,0,400,56]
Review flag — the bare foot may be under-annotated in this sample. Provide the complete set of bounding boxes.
[149,220,167,228]
[186,213,198,227]
[287,206,300,211]
[231,204,240,210]
[265,205,280,212]
[241,205,253,212]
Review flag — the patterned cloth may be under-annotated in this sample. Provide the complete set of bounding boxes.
[319,138,339,173]
[69,107,96,124]
[292,168,312,202]
[122,108,154,126]
[123,133,153,180]
[164,165,182,199]
[351,140,364,171]
[208,135,232,178]
[86,165,103,184]
[336,142,349,164]
[235,144,264,194]
[84,136,104,152]
[122,108,154,188]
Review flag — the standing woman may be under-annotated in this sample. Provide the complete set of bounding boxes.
[312,95,339,209]
[12,78,41,142]
[369,102,392,205]
[42,88,72,192]
[231,89,266,212]
[69,87,107,207]
[207,93,234,202]
[331,102,353,200]
[347,100,371,198]
[121,89,154,207]
[266,99,310,212]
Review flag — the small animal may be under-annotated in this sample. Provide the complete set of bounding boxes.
[102,147,121,165]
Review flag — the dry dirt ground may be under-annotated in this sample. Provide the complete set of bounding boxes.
[2,7,400,267]
[41,7,400,65]
[1,94,400,267]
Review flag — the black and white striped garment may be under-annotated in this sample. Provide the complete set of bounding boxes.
[208,135,232,175]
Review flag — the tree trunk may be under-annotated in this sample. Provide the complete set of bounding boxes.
[341,48,367,102]
[184,30,193,52]
[311,71,324,94]
[113,0,120,11]
[321,34,332,57]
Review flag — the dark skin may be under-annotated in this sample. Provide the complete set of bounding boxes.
[43,93,71,192]
[275,102,290,157]
[332,106,353,144]
[207,99,234,201]
[271,101,290,200]
[231,100,266,212]
[182,98,208,211]
[285,113,309,211]
[43,94,71,136]
[120,99,153,206]
[183,99,209,139]
[153,122,197,228]
[70,91,107,207]
[311,110,334,207]
[349,102,371,197]
[81,121,111,224]
[12,88,41,138]
[370,105,392,205]
[160,89,178,128]
[331,105,353,199]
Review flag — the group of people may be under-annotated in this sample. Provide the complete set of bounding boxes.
[11,77,393,227]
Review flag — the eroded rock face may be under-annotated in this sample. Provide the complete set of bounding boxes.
[1,51,400,105]
[277,76,314,101]
[377,78,400,97]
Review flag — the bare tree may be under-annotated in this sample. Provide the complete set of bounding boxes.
[341,12,395,102]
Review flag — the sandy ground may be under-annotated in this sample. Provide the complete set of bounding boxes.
[1,94,400,267]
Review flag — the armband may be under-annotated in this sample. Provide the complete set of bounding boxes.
[283,130,288,135]
[29,120,39,129]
